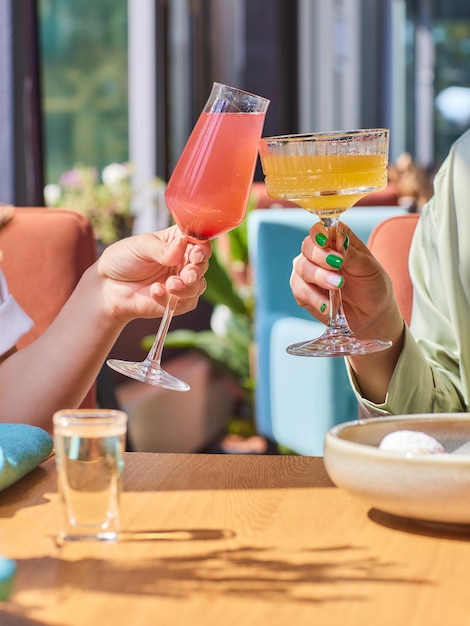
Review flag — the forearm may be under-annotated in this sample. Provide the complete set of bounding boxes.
[0,266,124,432]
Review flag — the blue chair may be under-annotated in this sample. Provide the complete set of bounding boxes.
[248,206,408,455]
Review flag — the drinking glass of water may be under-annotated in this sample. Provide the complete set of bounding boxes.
[53,408,128,542]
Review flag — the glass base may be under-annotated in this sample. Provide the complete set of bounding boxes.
[107,359,190,391]
[57,531,119,544]
[287,329,392,357]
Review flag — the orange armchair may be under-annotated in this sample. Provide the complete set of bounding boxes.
[367,212,420,326]
[0,207,98,407]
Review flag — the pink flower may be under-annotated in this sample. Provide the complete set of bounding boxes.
[59,167,98,189]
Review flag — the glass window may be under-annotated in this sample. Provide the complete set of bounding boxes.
[432,7,470,166]
[39,0,128,184]
[406,0,470,166]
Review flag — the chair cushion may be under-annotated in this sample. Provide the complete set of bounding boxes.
[0,208,97,407]
[269,318,358,455]
[0,208,96,347]
[367,213,419,326]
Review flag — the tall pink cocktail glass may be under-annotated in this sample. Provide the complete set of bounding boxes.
[107,83,269,390]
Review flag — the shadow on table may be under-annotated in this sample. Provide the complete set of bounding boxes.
[0,467,54,518]
[0,610,58,626]
[12,542,431,605]
[119,528,235,542]
[369,508,470,542]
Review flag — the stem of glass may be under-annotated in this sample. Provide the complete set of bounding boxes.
[322,216,353,338]
[144,294,178,367]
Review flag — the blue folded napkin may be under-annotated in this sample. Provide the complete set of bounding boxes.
[0,424,53,491]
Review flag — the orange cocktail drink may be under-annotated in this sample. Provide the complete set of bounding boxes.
[260,152,388,216]
[259,129,391,357]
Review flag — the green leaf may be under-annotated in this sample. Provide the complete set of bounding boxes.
[202,244,248,315]
[226,221,248,264]
[223,196,254,264]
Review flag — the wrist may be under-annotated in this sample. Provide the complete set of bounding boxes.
[348,310,406,404]
[74,264,127,338]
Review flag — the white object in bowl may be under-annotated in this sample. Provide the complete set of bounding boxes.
[324,413,470,525]
[378,429,445,454]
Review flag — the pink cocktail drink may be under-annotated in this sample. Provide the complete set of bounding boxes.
[107,83,269,392]
[165,111,266,242]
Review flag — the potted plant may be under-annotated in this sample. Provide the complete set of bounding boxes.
[44,162,166,245]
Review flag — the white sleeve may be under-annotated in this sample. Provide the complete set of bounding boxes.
[0,270,34,354]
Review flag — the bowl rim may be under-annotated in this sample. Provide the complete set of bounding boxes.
[325,413,470,465]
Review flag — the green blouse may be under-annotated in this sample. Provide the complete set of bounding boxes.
[349,129,470,417]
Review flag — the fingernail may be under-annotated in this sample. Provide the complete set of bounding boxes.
[327,275,345,288]
[342,232,349,250]
[320,303,327,313]
[190,248,205,264]
[315,232,328,247]
[186,270,197,284]
[326,254,343,269]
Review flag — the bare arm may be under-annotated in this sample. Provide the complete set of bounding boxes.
[0,227,210,431]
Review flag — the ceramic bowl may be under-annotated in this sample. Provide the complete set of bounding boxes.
[324,413,470,525]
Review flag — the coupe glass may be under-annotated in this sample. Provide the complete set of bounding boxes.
[258,129,390,357]
[107,83,269,390]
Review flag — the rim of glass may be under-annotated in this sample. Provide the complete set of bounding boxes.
[260,128,389,144]
[212,82,270,104]
[53,409,128,425]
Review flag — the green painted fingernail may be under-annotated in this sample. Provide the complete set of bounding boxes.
[342,233,349,249]
[315,232,328,247]
[337,276,345,288]
[320,303,327,313]
[326,254,343,269]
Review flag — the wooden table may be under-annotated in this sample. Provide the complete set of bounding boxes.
[1,452,470,625]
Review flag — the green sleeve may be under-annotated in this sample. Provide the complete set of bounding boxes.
[348,129,470,416]
[347,325,465,417]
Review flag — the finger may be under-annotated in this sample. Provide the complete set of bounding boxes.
[309,222,328,247]
[151,227,207,265]
[302,231,345,271]
[131,231,187,269]
[308,221,351,254]
[165,271,207,297]
[294,251,345,291]
[290,265,329,318]
[337,228,350,252]
[178,255,209,283]
[187,242,211,265]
